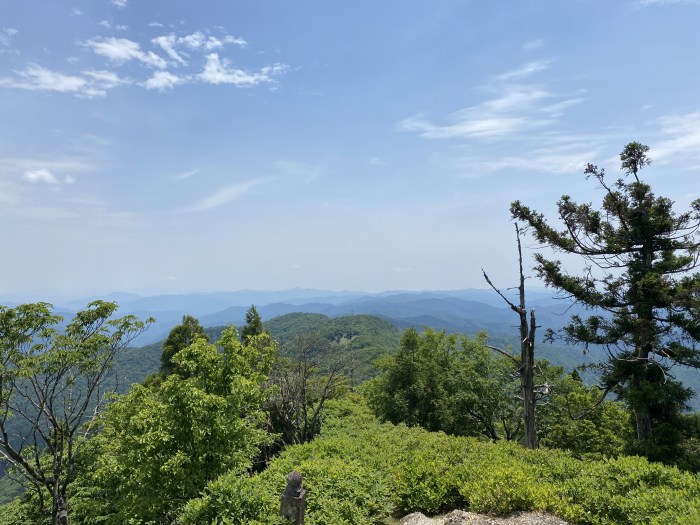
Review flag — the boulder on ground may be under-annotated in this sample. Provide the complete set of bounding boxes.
[400,510,571,525]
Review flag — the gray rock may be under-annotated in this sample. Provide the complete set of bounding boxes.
[399,510,571,525]
[444,510,497,524]
[399,512,435,525]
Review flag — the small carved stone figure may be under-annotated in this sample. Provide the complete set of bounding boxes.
[280,470,306,524]
[283,471,303,496]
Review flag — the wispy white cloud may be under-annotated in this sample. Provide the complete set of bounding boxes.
[152,35,186,64]
[144,70,185,90]
[23,168,59,184]
[181,32,206,49]
[0,64,90,94]
[0,28,18,47]
[637,0,700,5]
[149,22,164,28]
[71,8,82,16]
[180,31,247,50]
[496,59,551,81]
[84,37,167,68]
[83,69,130,88]
[152,31,248,67]
[175,169,200,180]
[200,53,287,86]
[98,20,116,29]
[187,177,273,212]
[0,64,128,97]
[397,60,582,140]
[110,0,128,8]
[433,145,599,177]
[399,114,526,139]
[1,156,98,174]
[650,112,700,167]
[395,60,607,179]
[1,30,285,97]
[22,168,77,187]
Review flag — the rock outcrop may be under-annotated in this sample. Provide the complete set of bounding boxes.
[400,510,571,525]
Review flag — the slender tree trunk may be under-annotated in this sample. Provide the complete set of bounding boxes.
[51,496,69,525]
[635,405,653,441]
[516,225,538,449]
[483,223,538,449]
[633,244,655,442]
[633,344,654,441]
[521,308,537,449]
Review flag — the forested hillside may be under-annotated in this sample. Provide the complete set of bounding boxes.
[1,294,699,524]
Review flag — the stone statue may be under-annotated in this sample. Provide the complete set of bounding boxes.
[280,471,306,524]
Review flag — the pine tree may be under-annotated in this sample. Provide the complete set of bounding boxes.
[511,142,700,460]
[160,314,209,375]
[241,304,265,341]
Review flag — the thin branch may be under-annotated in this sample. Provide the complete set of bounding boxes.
[484,345,520,366]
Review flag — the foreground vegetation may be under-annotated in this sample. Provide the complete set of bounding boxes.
[181,397,700,525]
[3,396,700,524]
[1,307,699,524]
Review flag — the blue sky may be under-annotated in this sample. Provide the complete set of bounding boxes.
[2,0,700,299]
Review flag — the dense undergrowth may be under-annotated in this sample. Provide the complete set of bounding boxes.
[179,395,700,525]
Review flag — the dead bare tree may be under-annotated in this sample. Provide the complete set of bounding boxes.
[482,223,539,449]
[267,331,352,446]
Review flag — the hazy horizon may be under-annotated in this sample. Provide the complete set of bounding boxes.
[3,284,559,306]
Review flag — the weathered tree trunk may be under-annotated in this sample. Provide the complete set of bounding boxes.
[483,223,538,449]
[516,228,537,450]
[521,308,537,449]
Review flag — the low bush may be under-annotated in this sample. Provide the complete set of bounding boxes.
[178,395,700,525]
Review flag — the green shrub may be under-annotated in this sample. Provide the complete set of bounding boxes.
[178,396,700,525]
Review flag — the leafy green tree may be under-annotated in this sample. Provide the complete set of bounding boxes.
[537,370,633,458]
[367,328,520,440]
[511,142,700,460]
[368,328,634,455]
[71,327,277,525]
[676,412,700,471]
[241,305,265,342]
[438,333,521,441]
[0,301,150,525]
[366,327,445,432]
[160,314,209,375]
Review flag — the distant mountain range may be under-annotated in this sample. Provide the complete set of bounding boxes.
[3,288,699,409]
[5,288,581,347]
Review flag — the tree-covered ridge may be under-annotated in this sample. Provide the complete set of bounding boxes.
[268,313,401,381]
[201,313,401,382]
